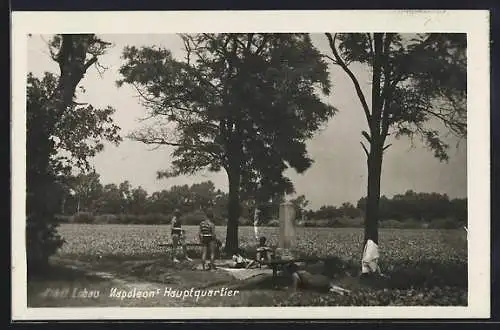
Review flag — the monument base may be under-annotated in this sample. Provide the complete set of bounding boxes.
[279,201,296,250]
[274,248,295,261]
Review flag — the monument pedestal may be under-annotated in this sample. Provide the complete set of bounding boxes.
[278,201,296,260]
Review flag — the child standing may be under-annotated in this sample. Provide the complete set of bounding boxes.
[199,209,217,270]
[171,209,192,262]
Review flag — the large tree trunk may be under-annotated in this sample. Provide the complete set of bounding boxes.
[225,166,241,254]
[26,124,62,275]
[364,33,384,247]
[364,144,383,245]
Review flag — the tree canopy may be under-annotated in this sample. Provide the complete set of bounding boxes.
[118,33,335,251]
[326,33,466,161]
[26,34,121,273]
[324,33,466,245]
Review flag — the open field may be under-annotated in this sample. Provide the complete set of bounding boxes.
[28,224,468,307]
[56,224,467,263]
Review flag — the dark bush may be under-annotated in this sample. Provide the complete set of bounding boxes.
[155,213,172,224]
[72,212,94,223]
[138,213,171,225]
[181,209,207,226]
[116,213,139,224]
[327,219,340,227]
[267,219,280,227]
[429,218,460,229]
[238,217,252,226]
[337,217,364,227]
[55,215,71,223]
[94,214,119,224]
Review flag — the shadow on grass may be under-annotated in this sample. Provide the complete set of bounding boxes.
[232,254,468,293]
[28,263,105,283]
[321,256,468,290]
[52,247,468,293]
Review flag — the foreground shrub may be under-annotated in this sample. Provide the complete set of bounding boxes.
[282,285,467,306]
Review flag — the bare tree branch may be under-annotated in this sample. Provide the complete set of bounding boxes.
[361,130,372,143]
[325,33,372,123]
[129,129,223,160]
[83,56,98,72]
[320,54,338,64]
[422,107,467,137]
[147,144,163,151]
[360,142,369,157]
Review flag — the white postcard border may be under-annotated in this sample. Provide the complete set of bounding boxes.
[11,10,490,320]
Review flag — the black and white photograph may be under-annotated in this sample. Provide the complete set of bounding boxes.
[11,10,490,320]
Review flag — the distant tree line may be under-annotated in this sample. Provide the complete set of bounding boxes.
[59,172,265,225]
[58,172,466,229]
[304,190,466,229]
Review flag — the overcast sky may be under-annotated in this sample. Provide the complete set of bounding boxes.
[27,34,467,209]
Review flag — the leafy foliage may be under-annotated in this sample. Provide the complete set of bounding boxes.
[330,32,466,159]
[357,190,467,223]
[117,33,335,250]
[118,33,334,190]
[57,171,466,228]
[325,33,466,244]
[26,34,120,274]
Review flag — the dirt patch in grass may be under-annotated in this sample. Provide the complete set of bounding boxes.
[54,255,241,289]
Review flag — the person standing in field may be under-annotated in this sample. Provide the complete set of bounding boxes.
[199,209,217,270]
[171,209,192,262]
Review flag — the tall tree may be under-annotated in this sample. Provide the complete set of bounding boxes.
[27,34,120,273]
[118,33,335,252]
[95,183,125,214]
[128,186,149,215]
[189,181,218,210]
[289,194,310,219]
[324,33,466,246]
[70,171,103,213]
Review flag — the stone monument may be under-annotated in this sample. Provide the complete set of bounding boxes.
[277,194,296,260]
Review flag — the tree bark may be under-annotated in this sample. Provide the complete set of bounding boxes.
[364,143,383,245]
[364,33,384,247]
[61,195,66,215]
[225,166,241,254]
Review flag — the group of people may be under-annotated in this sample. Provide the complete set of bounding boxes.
[170,208,273,271]
[169,208,347,294]
[170,208,218,270]
[231,236,273,269]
